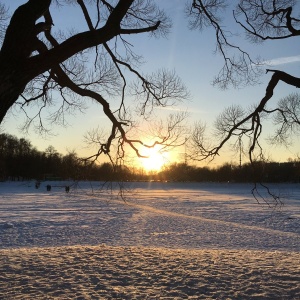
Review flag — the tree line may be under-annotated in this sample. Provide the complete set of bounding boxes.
[1,133,300,183]
[0,133,116,181]
[156,161,300,184]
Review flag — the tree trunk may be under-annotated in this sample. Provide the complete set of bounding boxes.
[0,65,28,123]
[0,0,52,123]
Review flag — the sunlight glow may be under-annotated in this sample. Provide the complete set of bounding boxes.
[139,146,169,172]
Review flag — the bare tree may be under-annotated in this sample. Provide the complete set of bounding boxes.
[188,1,300,161]
[0,0,189,165]
[0,4,8,41]
[187,0,300,203]
[188,0,300,160]
[1,0,299,181]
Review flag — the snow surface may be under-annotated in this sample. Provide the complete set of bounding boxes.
[0,181,299,299]
[1,181,299,251]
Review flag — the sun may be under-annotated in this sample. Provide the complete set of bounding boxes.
[139,146,168,172]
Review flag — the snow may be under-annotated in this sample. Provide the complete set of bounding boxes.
[0,181,299,299]
[1,181,299,250]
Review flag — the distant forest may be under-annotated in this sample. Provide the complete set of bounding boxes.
[1,133,300,183]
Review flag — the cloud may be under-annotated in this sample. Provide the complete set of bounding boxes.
[155,106,207,114]
[263,55,300,66]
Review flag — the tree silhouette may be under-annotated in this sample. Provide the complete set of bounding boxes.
[186,1,300,203]
[188,1,300,164]
[1,1,299,177]
[0,0,188,165]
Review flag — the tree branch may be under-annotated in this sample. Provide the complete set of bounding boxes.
[24,0,135,79]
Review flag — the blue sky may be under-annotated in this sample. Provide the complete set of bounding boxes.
[1,0,300,167]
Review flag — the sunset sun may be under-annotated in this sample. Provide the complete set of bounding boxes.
[139,147,168,172]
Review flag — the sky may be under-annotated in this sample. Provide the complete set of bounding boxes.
[1,0,300,170]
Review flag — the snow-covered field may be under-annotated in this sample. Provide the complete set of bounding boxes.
[1,181,300,299]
